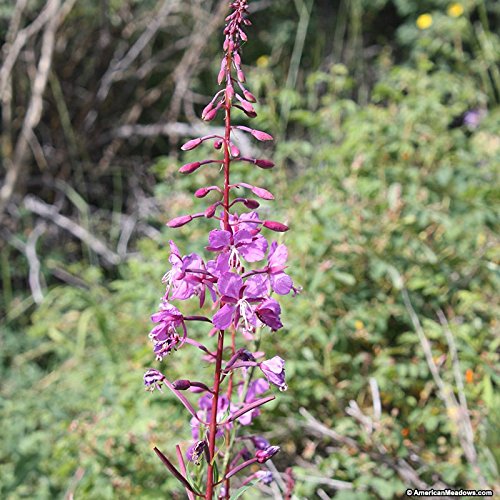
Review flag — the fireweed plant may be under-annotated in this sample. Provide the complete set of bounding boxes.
[144,1,297,498]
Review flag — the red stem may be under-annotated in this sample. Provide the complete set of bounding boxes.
[222,48,235,500]
[222,53,232,232]
[205,48,234,500]
[205,331,224,499]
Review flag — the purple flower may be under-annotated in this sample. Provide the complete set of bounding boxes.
[207,228,268,264]
[463,108,486,129]
[143,368,165,392]
[259,356,287,391]
[227,211,262,234]
[256,470,273,484]
[163,241,215,306]
[265,241,293,295]
[255,298,283,331]
[186,440,207,464]
[189,394,233,457]
[251,435,270,450]
[212,273,268,331]
[255,445,280,463]
[149,302,186,360]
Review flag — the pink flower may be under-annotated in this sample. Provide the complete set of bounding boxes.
[212,272,267,330]
[259,356,287,391]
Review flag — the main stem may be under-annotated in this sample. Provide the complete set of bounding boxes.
[205,331,224,499]
[206,51,232,500]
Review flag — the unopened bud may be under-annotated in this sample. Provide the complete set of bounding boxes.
[241,100,255,114]
[204,107,218,121]
[201,102,213,120]
[167,215,193,228]
[243,89,257,102]
[218,59,227,84]
[230,143,240,157]
[251,186,274,200]
[181,138,202,151]
[205,203,218,218]
[255,445,280,463]
[195,187,210,198]
[172,379,191,390]
[179,162,201,174]
[254,159,274,169]
[251,129,273,141]
[243,199,260,209]
[214,140,223,149]
[263,220,289,232]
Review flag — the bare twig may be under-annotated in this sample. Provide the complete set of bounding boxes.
[0,0,77,217]
[402,289,487,488]
[0,0,57,97]
[293,473,353,491]
[26,222,47,304]
[95,0,177,103]
[369,376,381,422]
[23,195,121,266]
[167,0,229,122]
[346,400,373,434]
[437,308,486,487]
[299,407,450,493]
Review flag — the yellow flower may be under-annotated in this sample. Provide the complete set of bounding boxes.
[354,320,364,330]
[416,13,433,30]
[448,3,464,17]
[256,55,269,68]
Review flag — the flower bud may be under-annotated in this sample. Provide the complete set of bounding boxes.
[230,143,240,157]
[201,102,213,120]
[205,203,218,218]
[255,445,280,463]
[167,214,193,228]
[181,138,202,151]
[238,28,247,42]
[263,220,289,232]
[251,129,273,141]
[203,107,218,122]
[251,436,270,450]
[214,139,223,149]
[227,84,235,100]
[179,162,201,174]
[195,187,210,198]
[238,99,255,114]
[218,59,227,84]
[172,379,191,390]
[237,69,246,82]
[243,89,256,103]
[254,159,274,169]
[233,52,241,66]
[251,186,274,200]
[243,199,260,209]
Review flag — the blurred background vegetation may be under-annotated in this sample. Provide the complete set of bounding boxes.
[1,0,499,498]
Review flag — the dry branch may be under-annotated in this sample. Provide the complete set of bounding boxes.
[23,195,120,266]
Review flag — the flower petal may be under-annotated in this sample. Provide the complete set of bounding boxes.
[213,304,236,329]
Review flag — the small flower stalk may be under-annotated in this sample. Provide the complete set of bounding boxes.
[144,1,297,497]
